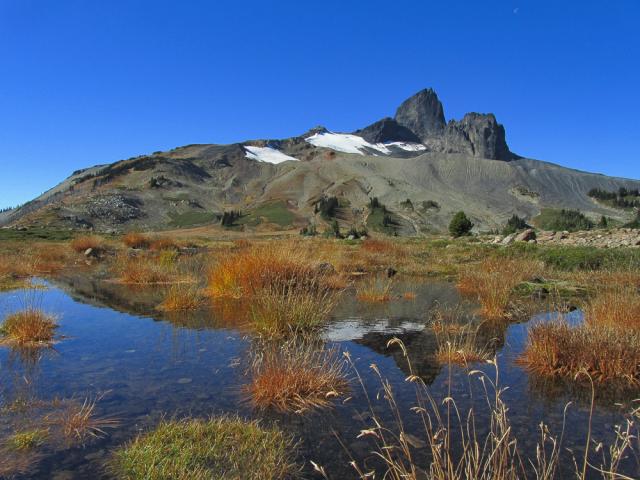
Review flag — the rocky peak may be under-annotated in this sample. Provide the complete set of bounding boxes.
[353,117,421,144]
[444,113,513,160]
[394,88,446,141]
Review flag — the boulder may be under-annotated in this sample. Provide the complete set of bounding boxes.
[501,233,517,245]
[515,228,536,242]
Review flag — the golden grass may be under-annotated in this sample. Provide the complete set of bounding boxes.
[123,231,150,249]
[250,277,339,336]
[430,305,491,366]
[519,319,640,387]
[457,257,543,319]
[110,416,295,480]
[149,237,180,251]
[345,339,637,480]
[70,235,103,253]
[207,244,316,299]
[0,309,57,346]
[585,285,640,330]
[114,252,191,284]
[246,339,349,413]
[356,275,394,302]
[158,284,205,311]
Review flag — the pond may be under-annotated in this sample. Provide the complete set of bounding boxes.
[0,277,637,479]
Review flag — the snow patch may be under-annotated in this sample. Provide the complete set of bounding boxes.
[305,132,425,155]
[244,146,299,164]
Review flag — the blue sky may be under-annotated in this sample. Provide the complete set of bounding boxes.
[1,0,639,209]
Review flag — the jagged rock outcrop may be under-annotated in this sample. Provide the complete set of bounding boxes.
[444,113,513,160]
[394,88,446,140]
[354,117,421,144]
[354,88,515,161]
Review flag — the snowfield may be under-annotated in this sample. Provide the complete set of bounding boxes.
[305,132,425,155]
[244,146,299,164]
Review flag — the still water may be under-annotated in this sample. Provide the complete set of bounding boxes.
[0,277,636,479]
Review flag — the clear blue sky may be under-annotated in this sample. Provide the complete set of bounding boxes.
[1,0,639,209]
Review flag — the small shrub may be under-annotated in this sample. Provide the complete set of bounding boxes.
[449,211,473,237]
[501,214,528,235]
[110,416,295,480]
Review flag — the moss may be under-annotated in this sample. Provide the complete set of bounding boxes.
[7,429,48,450]
[111,416,295,480]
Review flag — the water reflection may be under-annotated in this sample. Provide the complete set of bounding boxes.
[0,279,637,478]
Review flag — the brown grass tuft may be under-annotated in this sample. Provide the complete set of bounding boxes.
[457,257,542,319]
[247,340,349,413]
[149,237,180,251]
[356,275,394,302]
[585,285,640,330]
[158,284,205,311]
[519,319,640,387]
[47,396,119,446]
[0,309,58,346]
[123,232,150,249]
[431,305,491,366]
[70,235,103,253]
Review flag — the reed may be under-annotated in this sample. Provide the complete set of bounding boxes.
[343,339,637,480]
[246,339,349,413]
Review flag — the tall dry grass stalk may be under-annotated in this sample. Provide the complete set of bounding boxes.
[246,338,349,413]
[46,395,119,446]
[343,339,638,480]
[457,257,543,320]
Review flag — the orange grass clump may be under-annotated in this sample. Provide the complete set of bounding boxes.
[585,286,640,330]
[519,319,640,386]
[356,275,394,302]
[115,253,176,284]
[0,309,58,346]
[207,244,317,299]
[457,257,542,319]
[431,305,490,366]
[158,284,204,311]
[247,340,349,413]
[70,235,103,253]
[149,237,180,251]
[122,232,150,249]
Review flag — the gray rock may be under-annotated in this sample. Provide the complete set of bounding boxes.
[515,228,536,242]
[501,233,517,245]
[395,88,446,141]
[354,117,421,144]
[444,113,513,161]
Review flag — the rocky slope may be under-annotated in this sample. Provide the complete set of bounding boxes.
[2,89,639,234]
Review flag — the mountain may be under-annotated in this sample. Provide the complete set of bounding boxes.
[2,89,639,235]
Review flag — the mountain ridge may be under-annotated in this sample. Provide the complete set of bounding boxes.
[2,88,638,234]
